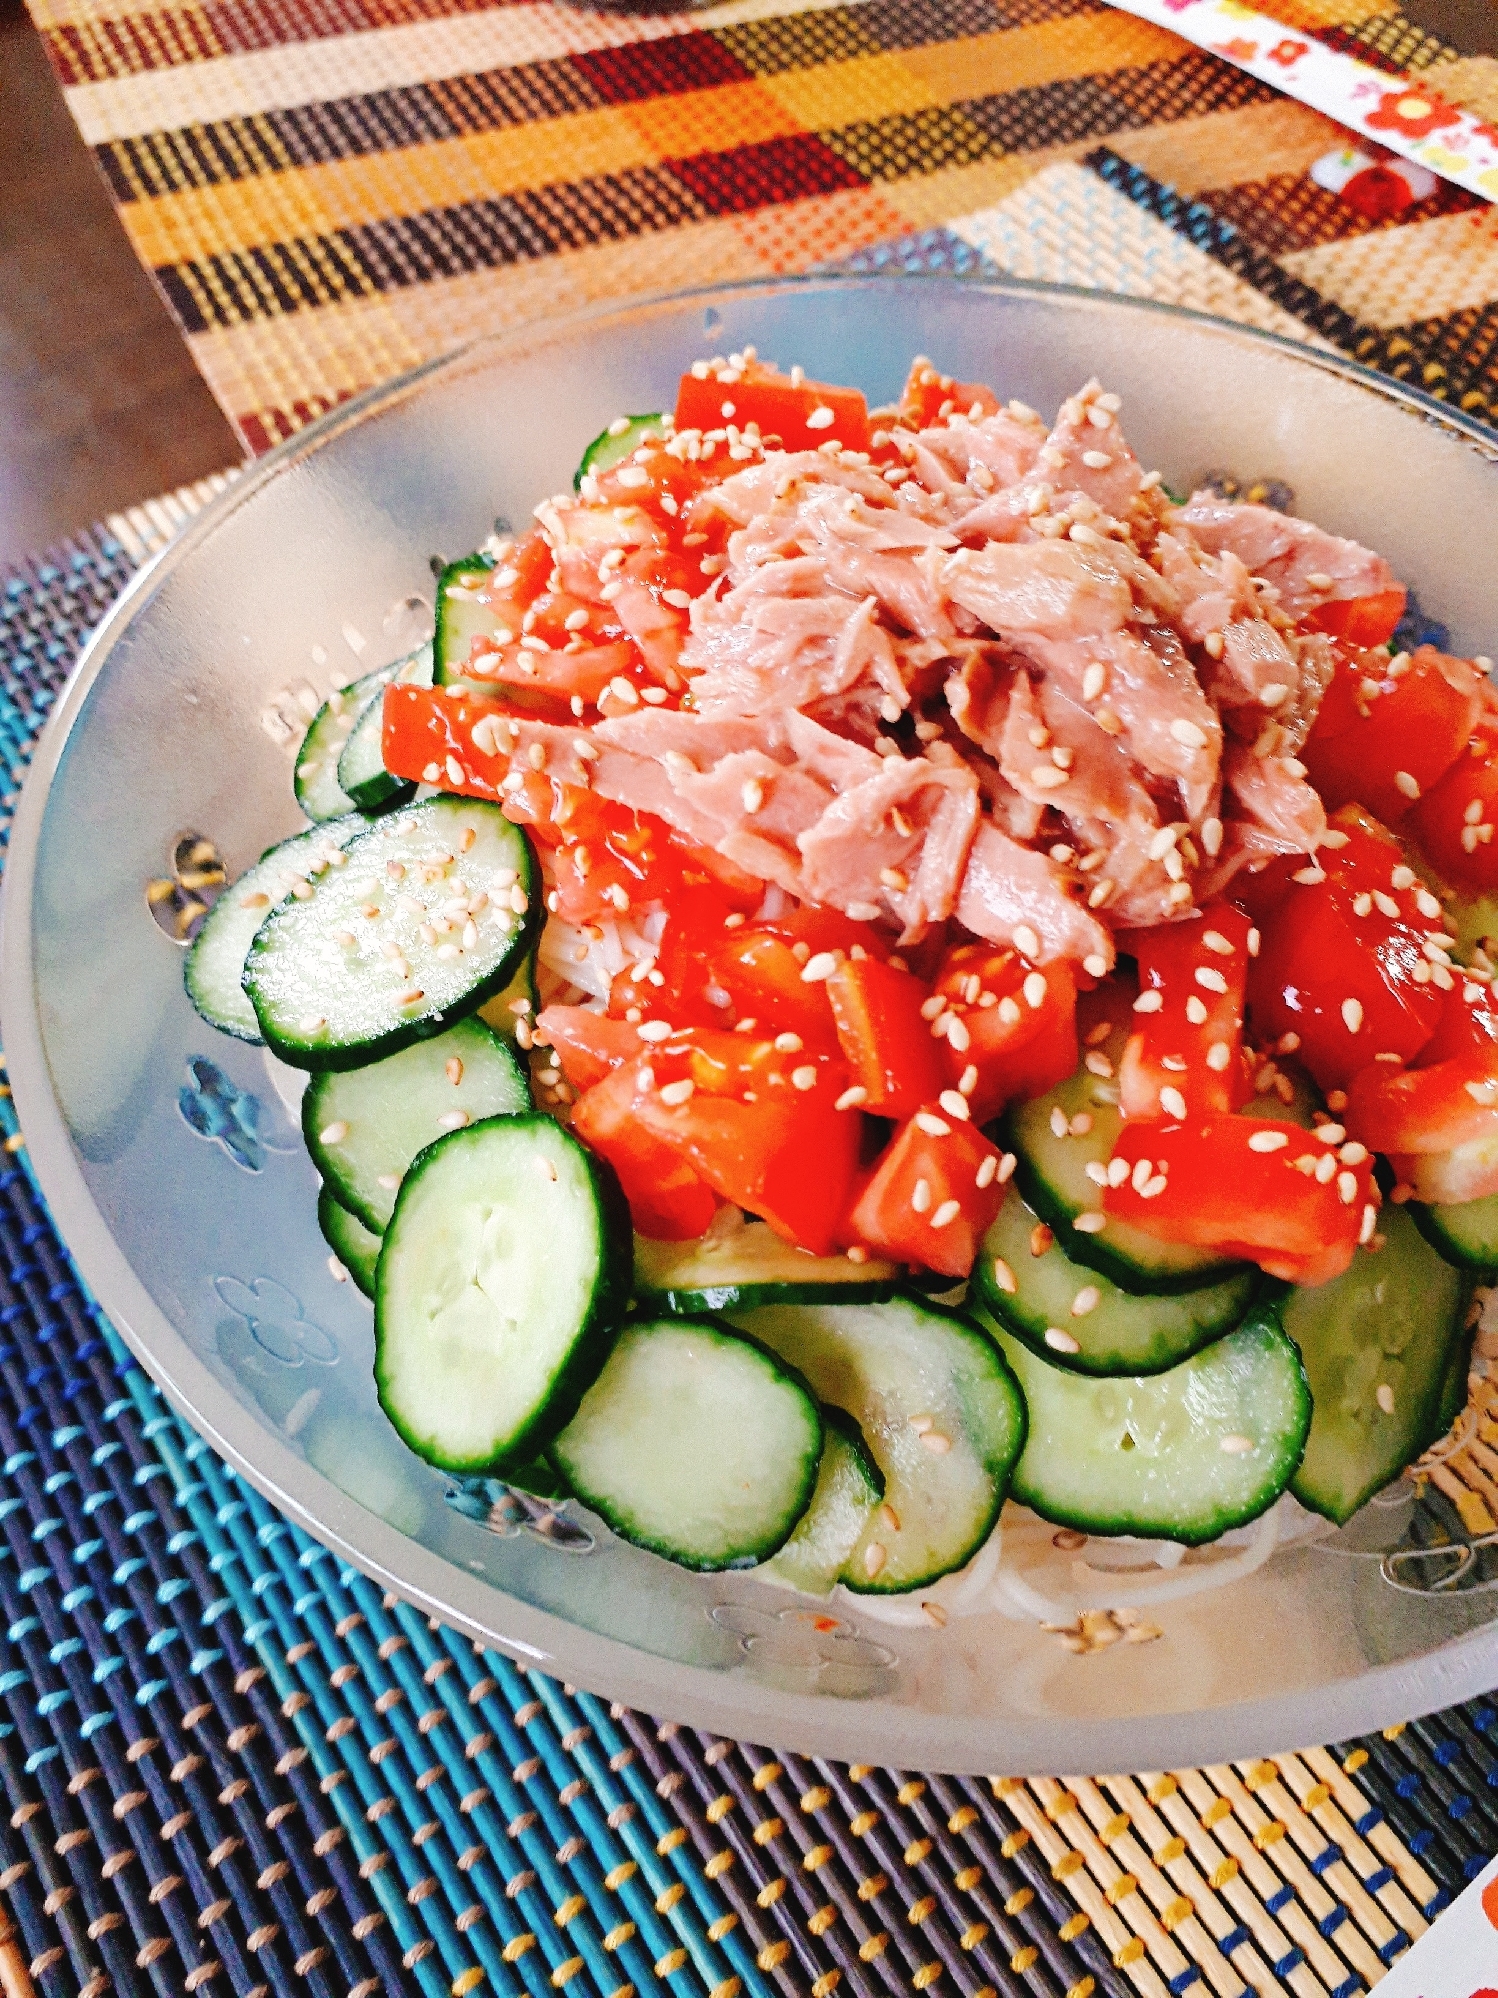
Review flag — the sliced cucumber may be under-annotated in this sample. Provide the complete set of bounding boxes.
[336,644,433,814]
[185,816,368,1043]
[476,947,539,1048]
[975,1190,1258,1376]
[575,414,667,491]
[1005,1004,1247,1295]
[375,1114,631,1473]
[993,1301,1310,1544]
[1411,1191,1498,1272]
[244,796,539,1070]
[635,1221,901,1314]
[295,646,429,822]
[550,1316,822,1571]
[304,1016,529,1233]
[729,1296,1026,1593]
[1285,1204,1468,1524]
[318,1185,380,1299]
[434,554,498,687]
[762,1407,885,1596]
[1428,1311,1476,1447]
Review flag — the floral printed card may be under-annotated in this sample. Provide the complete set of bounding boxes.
[1106,0,1498,202]
[1374,1853,1498,1993]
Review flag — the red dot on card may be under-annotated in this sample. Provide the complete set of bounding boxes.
[1484,1870,1498,1930]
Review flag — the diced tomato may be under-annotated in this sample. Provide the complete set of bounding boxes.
[1406,722,1498,893]
[847,1109,1008,1279]
[534,1007,642,1093]
[1305,587,1407,649]
[929,945,1078,1124]
[826,957,946,1119]
[477,528,553,636]
[1116,903,1254,1119]
[675,360,870,455]
[578,432,729,526]
[460,638,638,706]
[622,1030,859,1254]
[1247,810,1445,1090]
[1343,976,1498,1203]
[1302,644,1487,824]
[1103,1116,1379,1287]
[895,357,1001,431]
[571,1061,718,1241]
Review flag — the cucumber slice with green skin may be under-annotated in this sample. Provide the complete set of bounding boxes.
[1285,1204,1468,1525]
[549,1316,822,1571]
[728,1296,1026,1594]
[318,1185,380,1299]
[762,1407,885,1596]
[1410,1191,1498,1272]
[336,644,433,813]
[185,816,368,1043]
[476,948,539,1048]
[295,645,430,822]
[304,1016,529,1233]
[975,1189,1258,1376]
[1006,998,1246,1295]
[375,1113,632,1473]
[634,1221,902,1314]
[574,414,667,492]
[434,554,498,687]
[244,796,539,1071]
[992,1301,1310,1544]
[1428,1311,1476,1447]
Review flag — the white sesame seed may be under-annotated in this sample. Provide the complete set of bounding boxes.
[1081,450,1112,470]
[741,778,764,814]
[930,1199,961,1229]
[917,1112,952,1138]
[318,1121,349,1145]
[1205,1041,1231,1071]
[847,1245,869,1264]
[1202,930,1233,956]
[801,951,838,983]
[998,1153,1017,1183]
[437,1108,470,1133]
[790,1066,818,1092]
[1315,1151,1337,1184]
[920,1429,952,1454]
[975,1152,999,1190]
[863,1543,887,1578]
[1391,864,1416,889]
[1014,925,1042,959]
[1133,989,1164,1014]
[911,1179,933,1213]
[1219,1434,1254,1455]
[938,1090,971,1122]
[1194,967,1228,995]
[1030,765,1069,789]
[1336,1170,1358,1205]
[1050,1106,1070,1139]
[658,1079,695,1107]
[1248,1131,1289,1152]
[396,990,424,1007]
[1305,571,1333,591]
[1360,1203,1378,1245]
[1417,888,1443,919]
[1082,662,1107,702]
[1074,1211,1107,1233]
[1375,1383,1395,1414]
[1201,818,1223,858]
[945,1015,971,1053]
[1170,718,1208,750]
[1341,998,1364,1033]
[997,996,1022,1027]
[1022,971,1047,1009]
[637,1019,674,1042]
[1394,770,1421,801]
[1160,1086,1187,1119]
[1185,996,1208,1026]
[1071,1286,1101,1317]
[835,1085,868,1111]
[1260,682,1288,707]
[1044,1328,1081,1354]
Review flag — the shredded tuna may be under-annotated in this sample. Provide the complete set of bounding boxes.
[1174,495,1395,617]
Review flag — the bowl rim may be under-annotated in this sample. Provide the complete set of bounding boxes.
[7,268,1498,1776]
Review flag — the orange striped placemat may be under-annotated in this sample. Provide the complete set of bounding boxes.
[22,0,1498,450]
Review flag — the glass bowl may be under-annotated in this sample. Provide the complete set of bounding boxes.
[7,275,1498,1776]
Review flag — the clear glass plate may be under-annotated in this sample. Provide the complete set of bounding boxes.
[7,274,1498,1776]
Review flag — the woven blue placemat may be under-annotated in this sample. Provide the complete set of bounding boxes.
[0,514,1495,1998]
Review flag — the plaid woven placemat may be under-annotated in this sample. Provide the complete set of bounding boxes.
[0,502,1493,1998]
[21,0,1498,456]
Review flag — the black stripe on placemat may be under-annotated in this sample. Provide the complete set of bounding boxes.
[1084,144,1498,428]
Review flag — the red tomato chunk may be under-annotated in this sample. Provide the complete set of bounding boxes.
[929,944,1078,1124]
[1103,1116,1379,1287]
[675,359,870,455]
[1116,902,1254,1119]
[1303,643,1488,825]
[848,1108,1009,1279]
